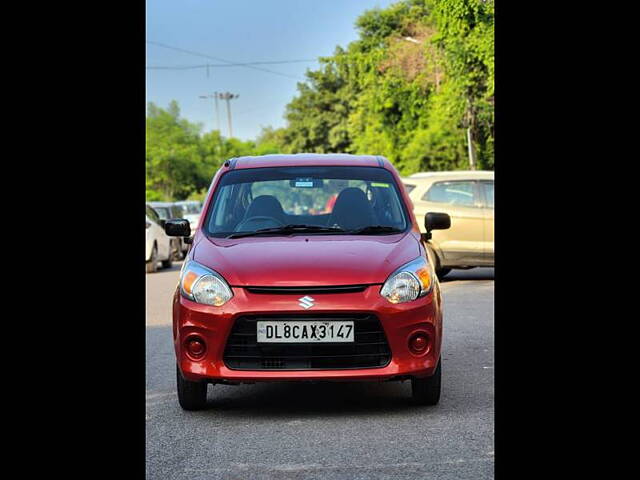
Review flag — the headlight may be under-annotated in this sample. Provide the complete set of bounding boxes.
[380,257,434,304]
[179,260,233,306]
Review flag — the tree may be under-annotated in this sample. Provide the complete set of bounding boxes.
[145,1,495,201]
[146,101,203,200]
[276,0,494,174]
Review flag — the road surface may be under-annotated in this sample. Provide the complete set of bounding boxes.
[146,263,494,479]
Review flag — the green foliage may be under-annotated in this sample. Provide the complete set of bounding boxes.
[280,55,355,154]
[146,101,203,200]
[278,0,494,174]
[146,1,494,200]
[186,188,208,202]
[146,101,259,201]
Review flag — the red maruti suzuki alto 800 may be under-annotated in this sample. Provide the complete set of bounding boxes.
[164,154,451,410]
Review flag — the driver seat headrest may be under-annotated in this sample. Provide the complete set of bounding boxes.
[243,195,286,223]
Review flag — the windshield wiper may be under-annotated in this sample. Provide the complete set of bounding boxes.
[346,225,404,235]
[227,224,345,239]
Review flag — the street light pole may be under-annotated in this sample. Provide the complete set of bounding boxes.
[467,127,477,170]
[465,102,477,170]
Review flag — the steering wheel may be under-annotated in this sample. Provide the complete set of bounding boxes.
[235,215,285,232]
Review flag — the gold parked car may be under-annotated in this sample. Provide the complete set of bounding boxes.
[402,171,494,278]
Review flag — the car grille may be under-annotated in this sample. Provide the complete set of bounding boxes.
[223,314,391,370]
[244,285,368,295]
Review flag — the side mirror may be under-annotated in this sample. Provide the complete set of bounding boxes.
[158,219,166,229]
[164,218,191,237]
[422,212,451,241]
[425,212,451,232]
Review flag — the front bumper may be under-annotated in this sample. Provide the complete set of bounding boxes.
[173,284,442,383]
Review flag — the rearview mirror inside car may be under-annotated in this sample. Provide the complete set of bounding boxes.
[165,219,191,237]
[289,178,324,188]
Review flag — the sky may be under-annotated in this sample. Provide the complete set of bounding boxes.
[146,0,396,140]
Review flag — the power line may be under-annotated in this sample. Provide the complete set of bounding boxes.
[146,59,317,70]
[146,40,307,79]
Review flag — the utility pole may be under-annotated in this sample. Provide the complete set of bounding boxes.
[217,92,239,138]
[198,93,221,133]
[214,92,220,132]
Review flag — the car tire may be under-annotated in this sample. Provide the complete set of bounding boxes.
[161,252,173,269]
[146,245,158,274]
[426,244,449,279]
[176,364,208,411]
[411,357,441,406]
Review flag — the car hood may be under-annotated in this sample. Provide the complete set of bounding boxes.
[193,233,421,287]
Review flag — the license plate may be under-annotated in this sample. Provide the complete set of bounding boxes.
[256,321,354,343]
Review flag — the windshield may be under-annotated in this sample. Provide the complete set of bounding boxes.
[204,166,409,238]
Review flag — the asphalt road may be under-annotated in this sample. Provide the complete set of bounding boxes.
[146,262,494,480]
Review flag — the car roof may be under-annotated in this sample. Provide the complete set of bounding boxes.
[147,202,176,208]
[174,200,199,204]
[229,153,386,170]
[402,170,494,182]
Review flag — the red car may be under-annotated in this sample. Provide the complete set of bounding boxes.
[164,154,451,410]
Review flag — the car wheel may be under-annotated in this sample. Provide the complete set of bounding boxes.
[411,357,441,406]
[161,250,173,269]
[146,245,158,274]
[176,364,208,410]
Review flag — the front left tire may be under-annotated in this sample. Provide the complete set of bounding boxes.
[411,357,441,405]
[176,364,208,411]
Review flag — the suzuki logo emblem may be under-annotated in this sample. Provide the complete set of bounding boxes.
[298,296,315,309]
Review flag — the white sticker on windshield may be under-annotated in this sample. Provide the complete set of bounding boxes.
[295,181,314,187]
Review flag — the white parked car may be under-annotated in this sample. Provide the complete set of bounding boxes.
[146,204,173,273]
[174,200,202,236]
[147,201,187,259]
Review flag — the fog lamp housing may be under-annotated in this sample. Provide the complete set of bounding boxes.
[185,336,206,360]
[408,333,430,355]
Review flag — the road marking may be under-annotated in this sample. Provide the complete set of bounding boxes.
[146,391,175,407]
[146,391,174,400]
[183,457,494,474]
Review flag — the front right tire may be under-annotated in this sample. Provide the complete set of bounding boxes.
[176,364,208,410]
